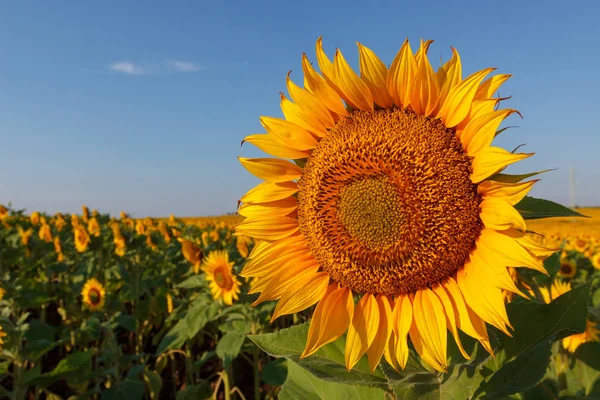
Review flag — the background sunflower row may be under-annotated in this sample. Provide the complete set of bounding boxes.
[0,204,599,399]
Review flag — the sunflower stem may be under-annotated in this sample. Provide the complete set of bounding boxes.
[221,369,232,400]
[251,324,261,400]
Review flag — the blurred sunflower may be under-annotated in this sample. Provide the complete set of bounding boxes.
[201,251,241,306]
[38,222,53,243]
[18,227,33,246]
[114,235,126,257]
[81,278,106,311]
[30,211,40,226]
[135,220,147,235]
[166,293,174,314]
[0,325,6,350]
[146,234,158,251]
[235,37,556,372]
[179,238,203,273]
[0,205,9,220]
[87,217,101,237]
[0,287,5,300]
[53,237,64,262]
[558,258,577,278]
[54,213,67,231]
[74,225,91,253]
[592,253,600,270]
[236,235,252,258]
[81,205,90,223]
[71,214,80,227]
[572,237,588,253]
[158,221,171,243]
[201,231,209,247]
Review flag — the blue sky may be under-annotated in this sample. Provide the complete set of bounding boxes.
[1,0,599,217]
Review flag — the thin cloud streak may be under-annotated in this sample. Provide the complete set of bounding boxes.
[168,60,202,72]
[109,61,145,75]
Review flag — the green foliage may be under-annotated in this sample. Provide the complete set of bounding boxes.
[515,196,588,219]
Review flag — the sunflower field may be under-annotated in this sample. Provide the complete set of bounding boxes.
[2,37,600,400]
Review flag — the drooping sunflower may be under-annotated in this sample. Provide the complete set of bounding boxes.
[558,258,577,278]
[74,225,91,253]
[235,37,556,372]
[179,238,203,273]
[81,278,106,311]
[53,237,65,262]
[30,211,40,226]
[38,222,53,243]
[201,251,241,306]
[87,217,101,237]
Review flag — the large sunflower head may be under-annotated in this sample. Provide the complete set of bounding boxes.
[201,250,241,306]
[235,37,557,373]
[81,278,106,311]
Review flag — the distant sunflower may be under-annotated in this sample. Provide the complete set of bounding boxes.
[236,235,252,258]
[179,238,203,273]
[81,205,90,223]
[53,237,64,262]
[38,223,53,243]
[0,287,5,300]
[0,205,9,220]
[558,258,577,278]
[201,251,241,306]
[235,37,556,372]
[572,237,588,253]
[87,217,101,237]
[30,211,41,226]
[81,278,106,311]
[74,225,91,253]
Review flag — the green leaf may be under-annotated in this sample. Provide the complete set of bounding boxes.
[476,342,552,399]
[144,369,163,400]
[382,358,485,400]
[116,315,136,332]
[279,360,386,400]
[262,358,288,386]
[156,319,189,354]
[501,282,590,359]
[176,381,212,400]
[294,158,308,168]
[575,342,600,370]
[249,323,388,389]
[28,350,94,387]
[489,169,555,183]
[514,196,588,220]
[101,380,145,400]
[216,331,246,368]
[175,275,206,289]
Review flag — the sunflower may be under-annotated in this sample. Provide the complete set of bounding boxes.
[81,205,90,223]
[54,213,67,231]
[81,278,106,311]
[572,237,588,253]
[201,251,241,306]
[166,293,174,313]
[53,237,64,262]
[558,258,577,278]
[0,205,9,220]
[179,238,203,273]
[0,287,5,300]
[592,252,600,270]
[235,37,556,372]
[74,225,91,253]
[236,235,252,258]
[38,223,53,243]
[30,211,40,226]
[87,217,101,237]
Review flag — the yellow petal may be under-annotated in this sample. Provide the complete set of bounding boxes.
[237,197,298,219]
[280,93,328,137]
[271,272,331,322]
[411,39,439,116]
[437,68,495,128]
[286,73,335,129]
[302,53,348,116]
[367,295,393,372]
[471,147,533,183]
[435,47,462,114]
[242,134,310,160]
[345,294,380,371]
[441,277,487,341]
[357,42,393,108]
[251,259,320,304]
[240,181,298,205]
[475,74,512,100]
[411,289,448,372]
[260,116,319,149]
[469,250,529,299]
[457,263,512,335]
[333,49,374,111]
[302,285,354,357]
[432,284,470,360]
[478,180,536,205]
[238,157,303,183]
[233,216,298,241]
[386,38,417,107]
[477,228,546,273]
[241,235,310,277]
[515,234,559,258]
[461,109,520,156]
[392,294,413,370]
[480,197,526,231]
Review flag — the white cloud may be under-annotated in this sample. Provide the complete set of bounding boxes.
[109,61,145,75]
[168,60,201,72]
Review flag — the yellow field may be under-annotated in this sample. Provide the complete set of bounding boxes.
[527,207,600,236]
